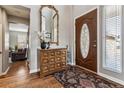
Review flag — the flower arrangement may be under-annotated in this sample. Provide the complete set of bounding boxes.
[37,31,45,43]
[37,30,50,49]
[37,31,49,49]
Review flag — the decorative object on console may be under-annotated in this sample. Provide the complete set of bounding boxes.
[46,42,50,49]
[37,48,67,77]
[40,40,47,49]
[37,31,47,49]
[40,41,50,49]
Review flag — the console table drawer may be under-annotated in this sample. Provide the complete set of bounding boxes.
[61,62,66,67]
[41,52,49,57]
[49,64,55,71]
[61,56,66,61]
[38,48,67,77]
[42,66,49,73]
[55,51,61,56]
[49,51,55,57]
[41,58,49,64]
[55,57,61,62]
[61,51,66,56]
[49,58,55,63]
[55,63,61,68]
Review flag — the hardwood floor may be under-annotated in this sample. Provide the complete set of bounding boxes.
[0,61,63,88]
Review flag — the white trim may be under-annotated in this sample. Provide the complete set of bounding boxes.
[0,24,2,74]
[29,68,40,74]
[97,6,100,74]
[0,66,10,76]
[98,72,124,85]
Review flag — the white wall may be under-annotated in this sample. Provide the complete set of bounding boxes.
[23,5,40,72]
[55,5,72,47]
[24,5,72,72]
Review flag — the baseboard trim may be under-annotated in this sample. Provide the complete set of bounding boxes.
[98,72,124,85]
[0,66,10,76]
[29,68,40,74]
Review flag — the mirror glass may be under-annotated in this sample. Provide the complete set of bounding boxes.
[80,23,90,58]
[40,6,58,44]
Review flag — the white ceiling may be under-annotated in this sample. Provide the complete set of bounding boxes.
[1,5,30,19]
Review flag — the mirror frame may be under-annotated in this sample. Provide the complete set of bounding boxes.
[40,5,59,45]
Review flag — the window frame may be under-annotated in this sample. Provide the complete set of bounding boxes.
[102,5,123,73]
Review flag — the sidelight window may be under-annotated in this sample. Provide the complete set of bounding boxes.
[102,5,122,73]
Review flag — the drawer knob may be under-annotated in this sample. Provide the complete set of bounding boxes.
[44,67,48,69]
[51,59,54,61]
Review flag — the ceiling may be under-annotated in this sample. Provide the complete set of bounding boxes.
[0,5,30,19]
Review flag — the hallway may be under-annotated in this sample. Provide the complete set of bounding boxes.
[0,61,63,88]
[6,61,29,77]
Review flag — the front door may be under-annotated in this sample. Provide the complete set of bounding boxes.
[75,9,97,72]
[0,24,2,74]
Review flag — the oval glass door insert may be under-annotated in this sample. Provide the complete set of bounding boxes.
[80,23,90,58]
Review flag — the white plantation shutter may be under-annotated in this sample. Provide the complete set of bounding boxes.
[103,6,122,73]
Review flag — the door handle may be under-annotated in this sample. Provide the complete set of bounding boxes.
[93,45,97,48]
[93,40,96,43]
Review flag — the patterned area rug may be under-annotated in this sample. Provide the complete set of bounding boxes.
[54,65,124,88]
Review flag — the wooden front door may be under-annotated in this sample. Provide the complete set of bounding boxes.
[75,9,97,72]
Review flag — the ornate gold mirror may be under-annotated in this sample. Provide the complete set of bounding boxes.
[40,5,59,45]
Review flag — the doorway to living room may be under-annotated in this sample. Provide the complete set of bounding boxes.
[1,5,30,77]
[9,23,29,63]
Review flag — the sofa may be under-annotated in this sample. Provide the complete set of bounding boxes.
[11,48,27,62]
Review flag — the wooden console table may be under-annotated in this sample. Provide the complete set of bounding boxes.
[37,48,67,77]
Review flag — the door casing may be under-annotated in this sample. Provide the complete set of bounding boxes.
[0,24,2,74]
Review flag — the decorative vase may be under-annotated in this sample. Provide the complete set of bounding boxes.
[41,41,46,49]
[46,42,50,49]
